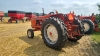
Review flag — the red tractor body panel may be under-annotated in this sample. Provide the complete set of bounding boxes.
[31,14,66,29]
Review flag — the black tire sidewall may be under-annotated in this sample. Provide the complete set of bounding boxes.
[41,17,67,49]
[82,19,94,34]
[27,29,34,38]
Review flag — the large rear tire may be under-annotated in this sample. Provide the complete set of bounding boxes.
[41,17,68,49]
[81,19,94,34]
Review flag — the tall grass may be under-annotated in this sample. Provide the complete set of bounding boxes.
[91,23,100,46]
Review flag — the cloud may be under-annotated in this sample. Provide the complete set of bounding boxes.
[50,0,99,15]
[24,0,100,14]
[51,3,65,7]
[63,1,99,15]
[51,0,65,7]
[32,0,42,4]
[28,0,43,12]
[1,0,100,15]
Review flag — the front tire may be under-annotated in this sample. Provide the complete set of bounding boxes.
[41,17,68,49]
[16,19,19,23]
[27,29,34,38]
[22,19,25,23]
[0,17,4,22]
[8,19,12,23]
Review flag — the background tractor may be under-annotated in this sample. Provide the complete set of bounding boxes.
[72,12,100,34]
[27,9,84,49]
[79,13,100,34]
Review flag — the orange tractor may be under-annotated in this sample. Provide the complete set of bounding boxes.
[27,9,84,49]
[79,13,100,34]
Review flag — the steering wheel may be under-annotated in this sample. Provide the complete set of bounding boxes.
[49,10,58,14]
[49,12,54,14]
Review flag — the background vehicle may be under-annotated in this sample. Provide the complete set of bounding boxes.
[8,10,25,23]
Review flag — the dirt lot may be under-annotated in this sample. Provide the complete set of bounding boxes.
[0,17,100,56]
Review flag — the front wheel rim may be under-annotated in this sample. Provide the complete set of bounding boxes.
[28,31,31,37]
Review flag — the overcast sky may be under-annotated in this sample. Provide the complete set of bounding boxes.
[0,0,100,15]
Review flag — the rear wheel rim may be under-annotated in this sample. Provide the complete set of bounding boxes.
[84,22,90,32]
[44,24,58,44]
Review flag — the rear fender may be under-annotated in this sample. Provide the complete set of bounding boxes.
[50,14,64,20]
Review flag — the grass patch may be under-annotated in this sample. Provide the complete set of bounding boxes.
[92,31,100,46]
[98,23,100,28]
[91,23,100,46]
